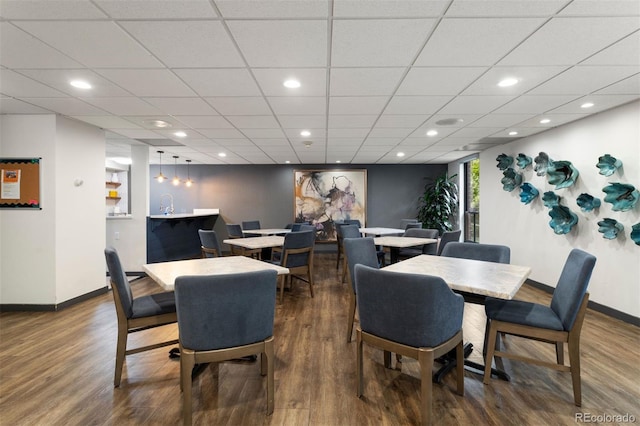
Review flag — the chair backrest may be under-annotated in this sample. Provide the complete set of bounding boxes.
[242,220,261,230]
[282,230,315,268]
[404,222,423,230]
[403,228,439,254]
[175,270,277,351]
[441,242,510,264]
[400,218,418,230]
[551,249,597,331]
[344,219,362,227]
[198,229,222,258]
[298,224,316,233]
[354,264,464,348]
[341,224,362,239]
[226,224,244,238]
[437,230,462,255]
[104,247,134,319]
[344,237,379,293]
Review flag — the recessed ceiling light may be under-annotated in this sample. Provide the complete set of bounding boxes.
[426,130,438,137]
[540,118,551,124]
[581,102,594,109]
[218,152,226,157]
[70,80,91,89]
[397,152,405,157]
[509,131,518,136]
[144,119,172,128]
[283,79,301,89]
[300,130,311,137]
[497,77,519,87]
[435,118,463,126]
[336,160,341,163]
[303,141,313,148]
[174,131,187,138]
[285,160,291,164]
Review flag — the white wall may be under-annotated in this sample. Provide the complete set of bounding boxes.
[480,101,640,317]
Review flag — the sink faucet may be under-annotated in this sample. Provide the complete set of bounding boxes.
[159,193,174,215]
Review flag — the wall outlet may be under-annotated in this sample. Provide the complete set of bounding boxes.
[114,231,120,240]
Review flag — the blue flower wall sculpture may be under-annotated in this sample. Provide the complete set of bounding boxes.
[516,153,532,169]
[602,183,640,212]
[597,218,624,240]
[534,152,552,176]
[519,183,539,205]
[501,168,522,192]
[547,160,579,189]
[596,154,622,176]
[631,223,640,246]
[548,205,578,235]
[542,191,560,208]
[576,193,601,212]
[496,153,514,171]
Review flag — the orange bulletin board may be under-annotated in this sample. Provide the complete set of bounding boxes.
[0,158,41,209]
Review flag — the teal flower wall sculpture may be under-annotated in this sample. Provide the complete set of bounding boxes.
[547,160,579,189]
[576,193,601,212]
[516,153,532,169]
[548,205,578,235]
[597,218,624,240]
[631,223,640,246]
[519,183,539,205]
[602,183,639,212]
[501,168,522,192]
[542,191,560,208]
[596,154,622,176]
[496,153,514,171]
[534,152,552,176]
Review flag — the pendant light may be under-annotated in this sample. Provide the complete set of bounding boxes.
[172,155,180,186]
[185,159,194,187]
[155,150,166,183]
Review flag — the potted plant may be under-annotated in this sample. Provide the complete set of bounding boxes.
[417,172,459,235]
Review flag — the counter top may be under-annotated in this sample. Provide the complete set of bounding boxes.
[148,212,219,219]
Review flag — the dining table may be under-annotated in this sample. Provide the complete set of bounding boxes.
[382,254,531,381]
[373,236,438,264]
[223,235,285,258]
[242,228,291,236]
[359,227,405,236]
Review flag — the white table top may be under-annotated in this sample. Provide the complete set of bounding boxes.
[242,228,290,235]
[143,256,289,291]
[359,227,405,236]
[373,236,438,248]
[223,235,285,249]
[382,255,531,300]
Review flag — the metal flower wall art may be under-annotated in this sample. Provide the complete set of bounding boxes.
[602,183,640,212]
[496,153,514,170]
[547,160,579,189]
[501,168,522,192]
[519,183,539,205]
[516,153,532,169]
[534,152,553,176]
[597,218,624,240]
[576,193,601,212]
[548,205,578,235]
[596,154,622,176]
[631,223,640,246]
[542,191,560,208]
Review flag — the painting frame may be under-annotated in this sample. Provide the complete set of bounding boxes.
[294,169,367,242]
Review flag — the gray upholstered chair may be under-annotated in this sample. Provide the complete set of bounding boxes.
[436,230,462,256]
[175,270,277,425]
[104,247,178,387]
[344,237,380,343]
[397,228,439,259]
[339,225,363,282]
[298,224,316,233]
[400,218,419,230]
[335,219,362,269]
[226,223,244,238]
[269,230,315,302]
[226,223,260,258]
[483,249,596,406]
[242,220,261,237]
[354,265,465,426]
[198,229,222,258]
[404,221,423,230]
[440,242,510,264]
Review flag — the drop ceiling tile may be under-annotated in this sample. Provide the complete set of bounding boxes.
[421,114,482,128]
[0,0,108,18]
[241,128,286,138]
[368,128,414,138]
[329,96,389,115]
[492,95,579,113]
[123,115,184,129]
[397,67,488,96]
[489,128,540,138]
[328,128,370,138]
[208,138,252,146]
[330,68,405,96]
[252,68,327,97]
[548,94,639,114]
[528,66,639,95]
[95,0,217,18]
[462,66,569,95]
[449,127,504,138]
[467,113,537,128]
[110,129,164,139]
[517,113,588,128]
[438,95,516,115]
[181,139,223,148]
[140,98,218,116]
[327,138,365,147]
[499,17,640,66]
[175,69,261,97]
[0,97,52,113]
[205,97,272,115]
[0,70,68,97]
[251,139,291,147]
[268,97,326,115]
[558,0,640,16]
[278,115,326,128]
[17,69,133,97]
[407,126,460,138]
[332,19,436,67]
[82,98,162,116]
[226,115,279,129]
[227,20,327,67]
[0,23,84,69]
[120,21,243,68]
[70,115,142,129]
[582,32,640,66]
[445,0,569,16]
[14,21,163,68]
[197,128,247,139]
[595,74,640,95]
[284,129,326,139]
[216,0,329,18]
[333,0,448,17]
[384,95,453,115]
[328,115,378,128]
[155,129,206,141]
[415,18,545,66]
[25,97,107,115]
[362,138,401,147]
[374,115,426,128]
[95,69,196,97]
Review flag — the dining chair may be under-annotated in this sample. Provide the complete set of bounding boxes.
[483,249,596,406]
[440,242,510,264]
[242,220,261,237]
[104,247,178,387]
[404,221,423,230]
[344,237,380,343]
[436,230,462,256]
[397,228,439,260]
[226,223,261,258]
[298,224,316,233]
[339,225,363,282]
[198,229,222,258]
[335,219,362,270]
[354,264,465,426]
[175,269,277,425]
[400,218,419,230]
[269,230,315,302]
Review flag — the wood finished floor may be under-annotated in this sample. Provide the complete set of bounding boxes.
[1,253,639,425]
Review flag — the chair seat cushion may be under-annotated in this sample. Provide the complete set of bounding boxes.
[131,291,176,318]
[485,297,564,331]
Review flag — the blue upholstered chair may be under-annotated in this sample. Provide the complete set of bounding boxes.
[339,225,363,282]
[344,237,380,343]
[335,219,362,269]
[198,229,222,258]
[397,228,439,259]
[436,230,462,256]
[404,221,423,230]
[104,247,178,387]
[483,249,596,406]
[400,218,419,230]
[354,265,465,425]
[226,223,261,258]
[298,224,316,233]
[175,270,277,425]
[226,223,244,239]
[242,220,261,237]
[440,242,510,264]
[269,230,315,302]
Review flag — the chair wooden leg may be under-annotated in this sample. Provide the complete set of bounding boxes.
[181,349,195,426]
[556,342,564,365]
[279,275,287,303]
[455,339,464,396]
[568,337,582,406]
[346,293,356,343]
[114,323,128,387]
[265,337,275,415]
[483,321,498,385]
[384,350,392,368]
[419,349,435,426]
[307,267,314,299]
[356,329,364,397]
